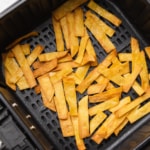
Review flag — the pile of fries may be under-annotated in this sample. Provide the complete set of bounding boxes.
[2,0,150,149]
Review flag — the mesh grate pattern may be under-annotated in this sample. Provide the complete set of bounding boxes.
[2,0,150,150]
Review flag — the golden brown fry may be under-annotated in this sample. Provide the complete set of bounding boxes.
[34,85,41,94]
[38,51,68,62]
[67,12,79,57]
[52,16,64,51]
[76,50,117,94]
[58,54,72,63]
[89,87,122,103]
[21,44,30,55]
[109,96,131,113]
[53,80,68,119]
[33,59,57,78]
[74,7,85,37]
[145,46,150,59]
[52,0,88,20]
[127,102,150,123]
[12,45,37,88]
[27,45,44,65]
[32,60,43,69]
[6,31,39,50]
[89,96,119,116]
[85,16,115,53]
[90,111,107,135]
[115,89,150,117]
[78,96,89,138]
[63,76,77,116]
[71,116,86,150]
[60,16,70,49]
[86,11,115,37]
[37,74,54,102]
[87,1,122,26]
[58,112,74,137]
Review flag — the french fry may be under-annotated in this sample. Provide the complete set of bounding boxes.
[89,87,122,103]
[74,7,85,37]
[109,96,131,113]
[145,46,150,59]
[34,85,41,94]
[127,102,150,123]
[85,11,115,37]
[90,111,107,135]
[78,96,89,138]
[60,16,70,50]
[63,76,77,116]
[89,96,119,116]
[58,112,75,137]
[32,60,43,69]
[67,12,79,57]
[53,80,68,119]
[58,54,72,63]
[27,45,44,65]
[37,74,54,102]
[33,59,57,78]
[115,89,150,118]
[118,53,132,62]
[87,1,122,26]
[38,51,68,62]
[75,29,89,64]
[52,0,88,20]
[76,50,117,94]
[85,16,115,53]
[6,31,39,50]
[41,89,56,112]
[12,44,37,88]
[52,16,64,52]
[21,44,30,55]
[71,116,86,150]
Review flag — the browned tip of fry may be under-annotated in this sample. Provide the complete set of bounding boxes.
[6,31,39,50]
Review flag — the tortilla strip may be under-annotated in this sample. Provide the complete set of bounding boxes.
[85,11,115,37]
[63,76,77,116]
[87,1,122,26]
[37,74,54,102]
[74,7,85,37]
[52,0,88,20]
[89,96,119,116]
[52,16,64,51]
[12,44,37,88]
[38,51,68,62]
[6,31,39,50]
[78,96,89,138]
[115,89,150,117]
[27,45,44,65]
[33,59,57,78]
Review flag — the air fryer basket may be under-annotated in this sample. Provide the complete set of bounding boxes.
[0,0,150,150]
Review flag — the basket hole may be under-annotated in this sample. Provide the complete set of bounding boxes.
[45,111,51,118]
[47,123,52,130]
[25,96,31,102]
[117,38,122,44]
[59,139,65,145]
[36,100,42,106]
[41,116,47,123]
[53,131,59,138]
[31,103,37,110]
[70,143,75,149]
[44,35,49,41]
[42,27,48,33]
[39,38,45,44]
[52,119,57,126]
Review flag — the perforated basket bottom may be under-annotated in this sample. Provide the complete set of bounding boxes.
[3,0,150,150]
